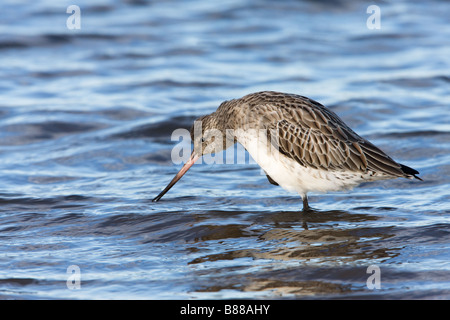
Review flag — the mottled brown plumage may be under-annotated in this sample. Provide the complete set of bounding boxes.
[217,91,419,179]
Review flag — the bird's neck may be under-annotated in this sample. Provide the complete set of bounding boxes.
[214,100,241,132]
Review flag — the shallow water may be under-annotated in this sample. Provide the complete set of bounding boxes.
[0,0,449,299]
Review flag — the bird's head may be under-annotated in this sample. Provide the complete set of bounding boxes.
[152,113,227,202]
[190,114,227,157]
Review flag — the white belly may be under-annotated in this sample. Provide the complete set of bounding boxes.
[236,130,366,197]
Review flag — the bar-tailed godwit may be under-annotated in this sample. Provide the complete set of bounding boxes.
[153,91,421,211]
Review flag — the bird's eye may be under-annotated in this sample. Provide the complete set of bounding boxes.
[201,137,205,143]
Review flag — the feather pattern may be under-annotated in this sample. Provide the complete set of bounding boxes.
[217,91,419,180]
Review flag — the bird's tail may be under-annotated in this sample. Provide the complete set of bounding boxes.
[400,164,423,181]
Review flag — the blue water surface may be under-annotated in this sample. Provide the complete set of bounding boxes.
[0,0,449,299]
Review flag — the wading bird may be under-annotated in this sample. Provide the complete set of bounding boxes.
[153,91,421,211]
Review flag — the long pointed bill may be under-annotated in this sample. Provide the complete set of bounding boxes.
[152,151,200,202]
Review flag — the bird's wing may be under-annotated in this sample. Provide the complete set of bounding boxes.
[266,106,406,177]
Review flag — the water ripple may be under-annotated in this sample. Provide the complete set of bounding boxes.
[0,0,448,299]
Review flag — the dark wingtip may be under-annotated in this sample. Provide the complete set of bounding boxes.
[400,164,423,181]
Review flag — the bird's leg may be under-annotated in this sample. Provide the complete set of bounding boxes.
[302,195,310,212]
